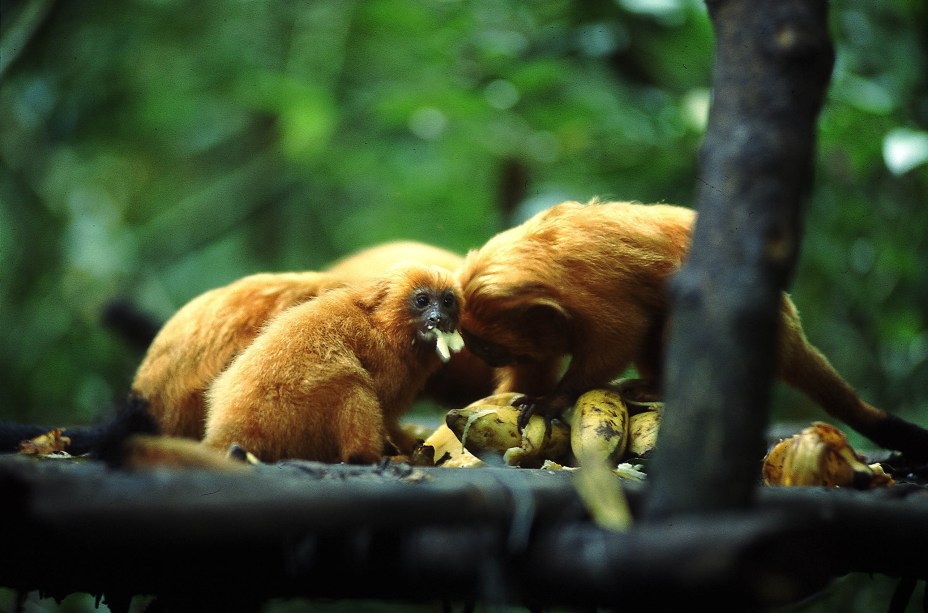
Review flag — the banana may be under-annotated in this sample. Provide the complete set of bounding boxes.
[566,388,635,532]
[614,462,647,482]
[407,391,527,469]
[627,409,661,458]
[567,388,629,466]
[421,422,484,468]
[762,422,894,488]
[445,403,570,468]
[432,329,465,363]
[573,452,633,532]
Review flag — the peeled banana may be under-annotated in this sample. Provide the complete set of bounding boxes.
[762,422,894,488]
[432,329,465,363]
[567,388,630,466]
[444,403,570,468]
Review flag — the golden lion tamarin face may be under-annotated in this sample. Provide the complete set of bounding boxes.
[410,285,464,362]
[385,263,465,362]
[408,285,460,337]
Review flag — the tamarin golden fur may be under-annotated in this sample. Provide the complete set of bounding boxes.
[327,242,494,406]
[131,241,494,440]
[131,271,342,440]
[203,262,464,463]
[458,200,928,459]
[325,240,465,280]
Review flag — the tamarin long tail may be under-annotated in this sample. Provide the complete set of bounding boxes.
[0,397,247,471]
[779,299,928,461]
[0,395,157,460]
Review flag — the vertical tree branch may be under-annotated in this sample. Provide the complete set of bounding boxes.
[644,0,834,519]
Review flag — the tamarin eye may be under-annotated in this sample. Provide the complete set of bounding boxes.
[414,293,430,308]
[442,293,457,308]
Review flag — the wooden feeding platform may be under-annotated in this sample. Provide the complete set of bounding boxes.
[2,453,926,611]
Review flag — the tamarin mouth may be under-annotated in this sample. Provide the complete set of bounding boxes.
[427,328,465,363]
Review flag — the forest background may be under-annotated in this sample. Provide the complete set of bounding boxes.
[1,1,926,455]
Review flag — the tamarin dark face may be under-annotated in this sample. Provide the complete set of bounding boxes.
[412,286,459,333]
[410,286,464,362]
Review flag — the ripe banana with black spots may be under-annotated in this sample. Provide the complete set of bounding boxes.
[627,409,661,458]
[444,401,570,468]
[567,388,630,466]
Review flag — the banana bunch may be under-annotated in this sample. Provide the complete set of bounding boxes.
[418,384,895,495]
[430,385,662,469]
[762,421,893,488]
[567,387,661,471]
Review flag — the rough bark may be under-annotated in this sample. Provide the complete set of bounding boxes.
[644,0,835,519]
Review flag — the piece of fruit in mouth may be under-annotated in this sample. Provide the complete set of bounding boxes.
[432,329,465,362]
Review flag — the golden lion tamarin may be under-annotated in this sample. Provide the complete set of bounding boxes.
[458,199,928,459]
[202,262,464,463]
[131,271,344,440]
[131,241,494,440]
[327,242,495,406]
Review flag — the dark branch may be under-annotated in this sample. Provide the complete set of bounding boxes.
[644,0,835,518]
[1,457,926,609]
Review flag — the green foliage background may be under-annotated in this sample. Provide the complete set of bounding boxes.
[1,0,926,448]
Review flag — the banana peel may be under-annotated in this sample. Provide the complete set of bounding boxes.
[762,422,894,488]
[19,428,72,456]
[421,422,484,468]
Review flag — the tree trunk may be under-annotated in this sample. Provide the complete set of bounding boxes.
[644,0,835,519]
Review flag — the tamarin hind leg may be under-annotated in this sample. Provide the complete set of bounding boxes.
[336,385,389,465]
[142,389,206,440]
